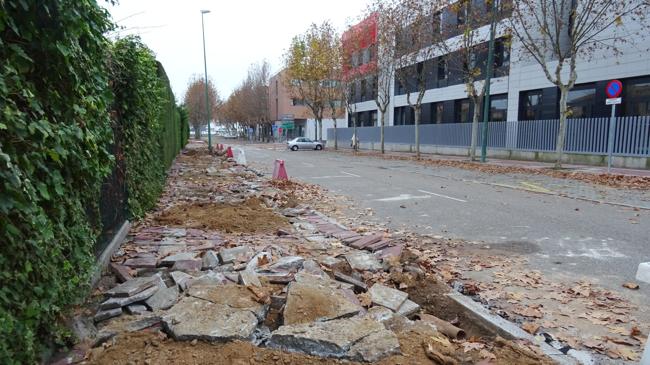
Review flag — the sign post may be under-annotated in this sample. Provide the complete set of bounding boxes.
[605,80,622,173]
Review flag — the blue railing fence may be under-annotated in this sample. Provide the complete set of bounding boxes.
[327,116,650,157]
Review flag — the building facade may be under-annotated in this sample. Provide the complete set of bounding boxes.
[345,1,650,128]
[268,69,344,141]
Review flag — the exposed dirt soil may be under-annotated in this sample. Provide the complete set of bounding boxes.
[86,329,551,365]
[155,197,289,234]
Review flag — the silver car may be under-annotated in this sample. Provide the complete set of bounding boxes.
[287,137,323,151]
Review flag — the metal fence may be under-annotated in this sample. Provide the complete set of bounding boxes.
[327,116,650,157]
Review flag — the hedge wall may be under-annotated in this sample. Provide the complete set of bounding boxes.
[0,2,187,363]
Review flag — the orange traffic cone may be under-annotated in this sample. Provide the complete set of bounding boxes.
[272,159,288,180]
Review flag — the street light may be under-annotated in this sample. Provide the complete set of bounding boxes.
[200,9,212,152]
[480,0,499,162]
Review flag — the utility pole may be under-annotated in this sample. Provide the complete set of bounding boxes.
[480,0,499,162]
[201,9,212,152]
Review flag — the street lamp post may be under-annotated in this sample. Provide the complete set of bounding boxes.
[480,0,499,162]
[201,10,212,152]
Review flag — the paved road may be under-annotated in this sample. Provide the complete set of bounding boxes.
[238,144,649,293]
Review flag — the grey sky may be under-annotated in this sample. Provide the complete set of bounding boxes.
[105,0,369,102]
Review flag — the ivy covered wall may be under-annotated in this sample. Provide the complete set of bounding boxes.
[0,2,187,363]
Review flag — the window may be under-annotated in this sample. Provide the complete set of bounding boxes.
[494,38,510,75]
[457,2,467,26]
[432,11,441,34]
[567,84,595,118]
[455,99,471,123]
[520,89,543,120]
[351,51,359,67]
[625,79,650,116]
[489,94,508,121]
[291,98,305,106]
[360,79,367,101]
[437,57,448,83]
[394,106,413,125]
[428,102,444,124]
[370,110,378,126]
[362,48,371,64]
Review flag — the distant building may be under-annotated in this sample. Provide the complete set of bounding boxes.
[268,69,344,141]
[345,2,650,126]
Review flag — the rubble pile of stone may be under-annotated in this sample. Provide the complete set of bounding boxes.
[89,164,455,362]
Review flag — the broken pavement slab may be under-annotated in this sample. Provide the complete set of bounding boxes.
[334,271,368,291]
[269,256,305,272]
[396,299,420,318]
[162,296,259,342]
[145,285,179,311]
[283,277,361,325]
[369,283,408,311]
[201,250,220,270]
[100,285,160,310]
[348,328,401,362]
[268,317,398,360]
[94,308,123,323]
[345,251,383,272]
[219,246,252,264]
[104,275,161,298]
[160,252,198,266]
[186,284,268,321]
[239,269,262,287]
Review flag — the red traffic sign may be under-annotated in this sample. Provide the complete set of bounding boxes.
[606,80,623,98]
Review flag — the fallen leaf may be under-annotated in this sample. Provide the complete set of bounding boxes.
[513,306,544,318]
[522,322,540,334]
[630,326,642,337]
[622,282,639,290]
[479,349,497,360]
[462,342,485,352]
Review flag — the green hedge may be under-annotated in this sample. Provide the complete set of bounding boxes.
[0,3,187,363]
[0,1,114,363]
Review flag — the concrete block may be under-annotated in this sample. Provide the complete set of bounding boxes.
[636,262,650,284]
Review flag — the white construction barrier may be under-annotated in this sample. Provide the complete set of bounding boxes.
[234,148,247,165]
[637,262,650,284]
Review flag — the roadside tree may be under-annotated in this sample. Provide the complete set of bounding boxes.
[508,0,649,167]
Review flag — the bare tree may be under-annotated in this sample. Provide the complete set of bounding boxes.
[391,0,441,159]
[508,0,649,168]
[355,5,397,154]
[440,0,508,160]
[183,75,221,139]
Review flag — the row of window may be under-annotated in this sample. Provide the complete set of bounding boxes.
[520,76,650,120]
[395,38,510,96]
[394,94,508,125]
[395,0,512,56]
[351,45,376,68]
[348,75,650,127]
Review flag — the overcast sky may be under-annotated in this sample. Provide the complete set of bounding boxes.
[105,0,369,102]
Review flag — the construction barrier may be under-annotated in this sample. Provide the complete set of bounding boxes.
[234,148,247,165]
[226,146,233,158]
[272,159,288,180]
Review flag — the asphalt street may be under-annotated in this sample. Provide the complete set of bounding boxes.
[238,143,649,293]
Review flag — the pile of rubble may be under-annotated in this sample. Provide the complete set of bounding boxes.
[69,142,551,364]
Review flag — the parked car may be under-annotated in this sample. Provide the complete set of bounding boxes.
[287,137,323,151]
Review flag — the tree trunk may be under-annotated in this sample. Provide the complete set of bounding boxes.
[555,86,569,168]
[318,119,323,142]
[314,119,318,140]
[194,127,201,140]
[333,118,338,150]
[380,109,386,154]
[414,106,421,159]
[353,117,358,152]
[470,100,481,161]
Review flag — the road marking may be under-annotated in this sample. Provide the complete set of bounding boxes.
[310,175,355,179]
[302,162,315,167]
[374,194,432,202]
[340,171,361,177]
[417,190,467,203]
[520,181,553,194]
